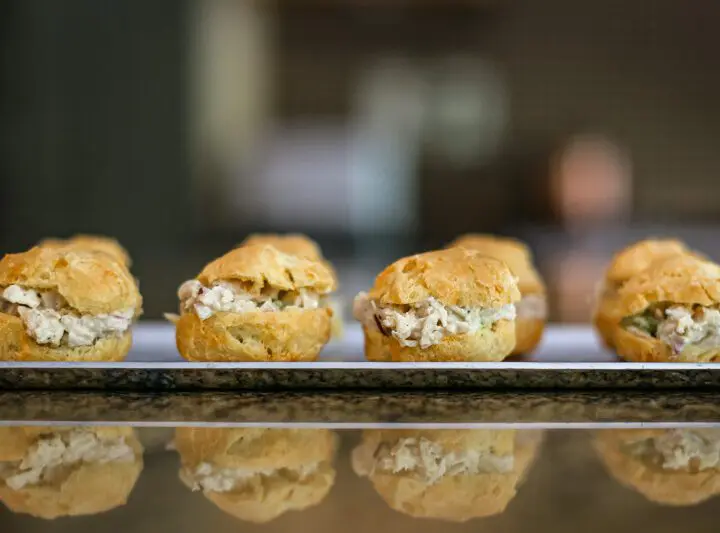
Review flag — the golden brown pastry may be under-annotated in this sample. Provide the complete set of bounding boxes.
[240,233,323,261]
[594,429,720,506]
[613,254,720,362]
[593,239,692,350]
[449,234,546,354]
[175,243,337,362]
[352,429,539,522]
[0,247,142,361]
[353,247,521,362]
[175,428,337,523]
[239,234,343,339]
[0,426,143,519]
[39,234,132,267]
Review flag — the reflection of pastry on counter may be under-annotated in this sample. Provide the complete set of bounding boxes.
[0,246,143,361]
[0,426,144,519]
[593,239,692,350]
[449,234,547,354]
[352,429,539,522]
[594,428,720,506]
[353,248,521,362]
[613,254,720,362]
[239,233,343,338]
[39,234,132,267]
[174,243,338,362]
[175,428,338,523]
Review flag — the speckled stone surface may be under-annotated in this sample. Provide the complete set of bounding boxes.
[1,391,720,424]
[0,363,719,391]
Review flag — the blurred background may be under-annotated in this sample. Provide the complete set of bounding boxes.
[2,0,720,321]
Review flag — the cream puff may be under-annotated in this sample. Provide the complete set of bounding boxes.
[593,239,692,350]
[0,246,142,361]
[594,429,720,506]
[613,254,720,362]
[353,247,520,362]
[39,234,132,267]
[175,243,337,362]
[0,426,143,519]
[449,234,546,354]
[175,428,337,523]
[352,429,539,521]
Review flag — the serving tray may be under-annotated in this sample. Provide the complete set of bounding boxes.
[0,323,718,390]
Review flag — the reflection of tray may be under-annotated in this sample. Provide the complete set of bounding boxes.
[0,323,718,390]
[1,391,720,428]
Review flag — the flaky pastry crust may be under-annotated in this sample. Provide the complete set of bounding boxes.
[0,247,141,315]
[0,313,132,361]
[176,308,332,362]
[369,248,520,308]
[198,244,336,296]
[448,234,545,295]
[39,235,132,267]
[616,254,720,317]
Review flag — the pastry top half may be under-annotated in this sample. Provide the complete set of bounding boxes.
[39,234,132,267]
[369,248,520,309]
[605,238,690,286]
[617,254,720,316]
[0,247,141,316]
[449,234,545,295]
[240,234,323,261]
[197,244,336,296]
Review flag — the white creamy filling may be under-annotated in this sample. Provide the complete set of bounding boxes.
[654,306,720,354]
[372,437,514,485]
[516,294,547,320]
[0,285,134,347]
[178,279,322,321]
[353,292,515,349]
[181,462,320,493]
[628,429,720,471]
[0,429,135,490]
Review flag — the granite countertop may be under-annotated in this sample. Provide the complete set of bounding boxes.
[1,390,720,425]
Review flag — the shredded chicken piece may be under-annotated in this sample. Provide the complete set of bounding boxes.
[180,462,320,493]
[372,437,513,485]
[178,279,321,321]
[353,292,515,349]
[655,306,720,354]
[0,285,134,347]
[0,430,135,490]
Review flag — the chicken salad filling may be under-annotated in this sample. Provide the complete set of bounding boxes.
[624,429,720,472]
[0,285,134,347]
[178,280,324,321]
[180,461,320,493]
[622,304,720,355]
[0,429,136,490]
[369,437,514,485]
[353,292,515,349]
